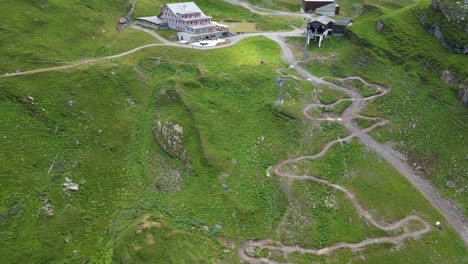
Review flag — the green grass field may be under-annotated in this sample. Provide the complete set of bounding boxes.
[0,0,156,73]
[0,0,467,263]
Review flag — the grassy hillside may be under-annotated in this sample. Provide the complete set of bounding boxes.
[0,0,303,75]
[2,33,466,262]
[0,0,156,73]
[1,0,467,263]
[0,37,292,263]
[287,0,468,213]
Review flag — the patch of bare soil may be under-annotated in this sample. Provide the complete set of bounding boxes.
[136,214,162,234]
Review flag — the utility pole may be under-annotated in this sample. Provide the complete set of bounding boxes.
[353,4,361,17]
[303,34,308,63]
[275,77,285,105]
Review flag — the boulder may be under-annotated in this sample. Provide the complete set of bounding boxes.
[63,177,79,191]
[441,70,456,84]
[376,20,384,32]
[458,82,468,107]
[153,121,189,166]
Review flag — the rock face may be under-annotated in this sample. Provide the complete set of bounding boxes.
[458,83,468,107]
[440,70,457,84]
[440,70,467,107]
[420,0,468,54]
[423,23,468,54]
[431,0,467,32]
[153,121,189,166]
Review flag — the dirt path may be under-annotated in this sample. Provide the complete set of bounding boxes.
[237,64,435,262]
[224,0,309,17]
[268,34,468,244]
[0,28,305,78]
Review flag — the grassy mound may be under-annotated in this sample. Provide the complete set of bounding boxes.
[112,214,229,263]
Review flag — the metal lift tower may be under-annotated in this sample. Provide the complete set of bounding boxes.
[275,77,285,105]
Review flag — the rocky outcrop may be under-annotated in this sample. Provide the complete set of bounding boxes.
[153,121,189,166]
[440,70,468,107]
[431,0,467,32]
[458,82,468,106]
[376,19,384,32]
[422,22,468,54]
[420,0,468,54]
[440,70,457,84]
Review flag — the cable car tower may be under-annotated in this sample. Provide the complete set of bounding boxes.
[275,77,286,105]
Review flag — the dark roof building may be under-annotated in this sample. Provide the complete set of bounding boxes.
[332,18,352,35]
[302,0,340,16]
[306,15,352,47]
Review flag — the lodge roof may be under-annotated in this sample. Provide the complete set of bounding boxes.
[166,2,204,15]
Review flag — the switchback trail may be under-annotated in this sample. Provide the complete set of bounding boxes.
[237,47,433,261]
[268,35,468,246]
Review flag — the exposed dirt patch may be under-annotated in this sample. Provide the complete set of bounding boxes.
[308,52,338,62]
[133,244,142,251]
[136,215,162,234]
[147,234,155,246]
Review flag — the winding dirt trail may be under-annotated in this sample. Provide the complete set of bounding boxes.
[237,66,433,262]
[268,35,468,246]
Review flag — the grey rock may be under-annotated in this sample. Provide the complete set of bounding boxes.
[40,197,54,216]
[63,177,79,191]
[153,120,189,166]
[440,70,456,84]
[458,82,468,107]
[376,20,384,32]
